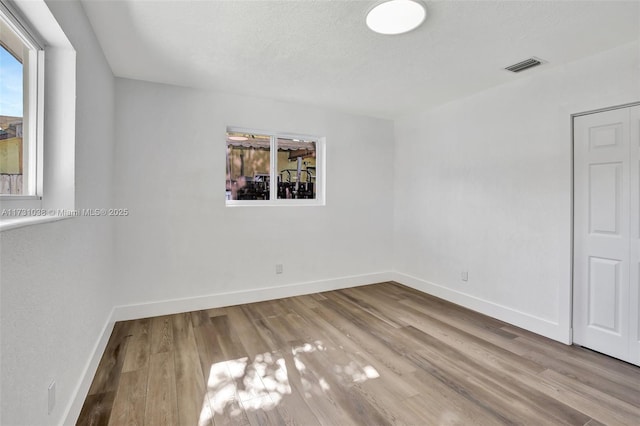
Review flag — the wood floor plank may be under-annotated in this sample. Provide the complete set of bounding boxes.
[396,303,548,378]
[405,326,591,424]
[79,282,640,426]
[210,315,249,360]
[400,392,498,426]
[585,418,608,426]
[144,351,178,425]
[241,395,286,426]
[172,312,212,426]
[406,349,532,424]
[320,291,418,356]
[508,331,640,404]
[269,347,359,426]
[238,306,281,353]
[77,391,116,426]
[349,379,418,426]
[107,368,148,426]
[210,399,250,426]
[288,297,419,399]
[396,295,518,350]
[87,322,131,396]
[227,307,274,358]
[520,343,640,408]
[270,392,321,426]
[207,306,231,318]
[273,351,353,425]
[121,318,151,373]
[191,310,228,375]
[397,295,524,354]
[538,368,640,426]
[339,286,409,328]
[308,297,417,377]
[150,315,174,354]
[259,313,304,346]
[256,350,322,426]
[205,360,251,426]
[399,370,508,425]
[289,337,392,426]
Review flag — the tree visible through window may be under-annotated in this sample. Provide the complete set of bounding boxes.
[226,132,271,201]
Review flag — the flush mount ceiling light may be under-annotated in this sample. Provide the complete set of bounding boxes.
[366,0,427,35]
[228,135,249,141]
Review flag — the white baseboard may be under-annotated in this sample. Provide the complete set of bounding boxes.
[112,272,395,322]
[392,272,571,344]
[62,309,116,426]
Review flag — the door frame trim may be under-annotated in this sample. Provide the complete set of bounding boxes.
[572,101,640,118]
[570,101,640,345]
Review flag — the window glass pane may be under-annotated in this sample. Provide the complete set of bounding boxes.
[226,132,271,200]
[0,22,25,195]
[277,138,316,199]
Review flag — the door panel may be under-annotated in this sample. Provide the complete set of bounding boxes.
[589,162,621,235]
[589,123,622,150]
[574,107,632,363]
[588,256,621,333]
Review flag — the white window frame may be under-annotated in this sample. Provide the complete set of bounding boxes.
[226,126,326,207]
[0,0,44,204]
[0,0,76,231]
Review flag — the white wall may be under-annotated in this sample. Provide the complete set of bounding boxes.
[393,42,640,343]
[113,79,394,314]
[0,1,115,425]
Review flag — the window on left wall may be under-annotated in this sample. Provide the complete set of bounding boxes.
[0,0,76,231]
[0,2,43,197]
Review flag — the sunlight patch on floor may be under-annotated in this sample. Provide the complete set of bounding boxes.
[199,339,381,423]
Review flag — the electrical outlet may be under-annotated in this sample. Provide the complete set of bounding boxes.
[48,381,56,414]
[461,271,469,282]
[275,264,283,274]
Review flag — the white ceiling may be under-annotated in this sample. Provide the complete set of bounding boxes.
[80,0,639,119]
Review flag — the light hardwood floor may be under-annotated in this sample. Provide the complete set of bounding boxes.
[78,282,640,425]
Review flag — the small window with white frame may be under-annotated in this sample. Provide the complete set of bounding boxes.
[0,1,43,198]
[226,128,324,206]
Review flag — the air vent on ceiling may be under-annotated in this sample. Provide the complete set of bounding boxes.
[504,57,544,73]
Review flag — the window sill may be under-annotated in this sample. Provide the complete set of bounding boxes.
[0,214,72,232]
[225,200,325,207]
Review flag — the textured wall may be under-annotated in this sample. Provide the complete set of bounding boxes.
[113,79,395,308]
[0,1,115,424]
[393,42,640,342]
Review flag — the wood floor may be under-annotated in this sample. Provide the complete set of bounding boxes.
[78,282,640,426]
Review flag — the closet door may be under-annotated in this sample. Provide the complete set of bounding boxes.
[573,107,634,363]
[630,105,640,365]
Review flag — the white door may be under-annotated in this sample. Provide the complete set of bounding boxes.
[573,105,640,365]
[630,106,640,366]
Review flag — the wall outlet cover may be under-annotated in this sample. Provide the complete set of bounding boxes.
[48,381,56,414]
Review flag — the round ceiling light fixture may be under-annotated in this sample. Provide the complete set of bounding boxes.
[366,0,427,35]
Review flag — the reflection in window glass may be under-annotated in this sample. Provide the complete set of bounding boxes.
[226,132,271,200]
[277,138,316,199]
